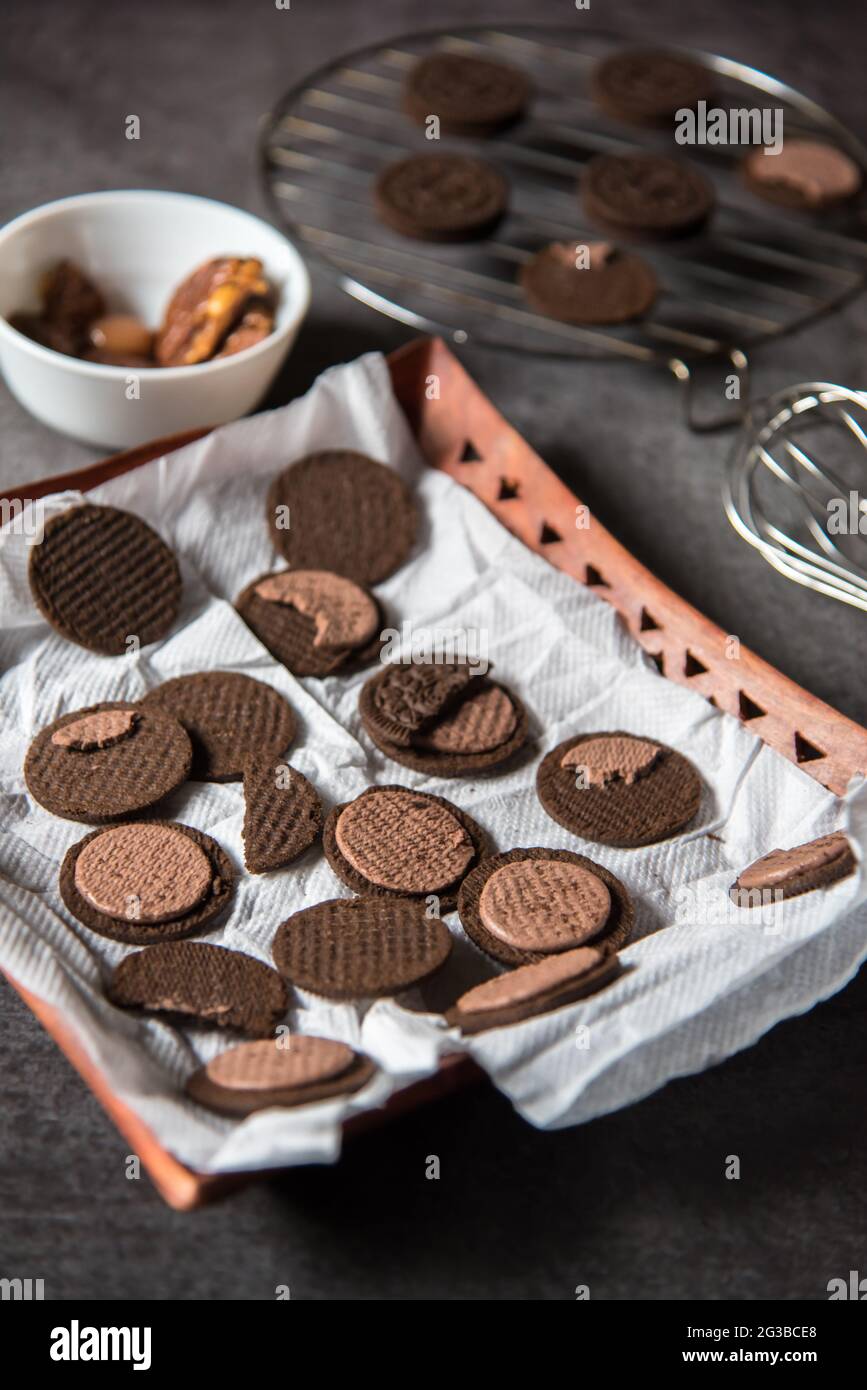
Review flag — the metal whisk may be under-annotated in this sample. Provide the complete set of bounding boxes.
[725,383,867,611]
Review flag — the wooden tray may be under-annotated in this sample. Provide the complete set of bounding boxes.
[4,335,867,1210]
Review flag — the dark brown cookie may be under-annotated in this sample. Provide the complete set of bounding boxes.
[360,665,529,776]
[28,504,181,655]
[107,941,288,1037]
[583,152,715,239]
[154,257,269,366]
[272,896,452,999]
[730,831,855,908]
[59,820,235,946]
[186,1035,377,1116]
[323,785,487,911]
[458,847,634,967]
[741,140,862,211]
[361,660,474,747]
[24,702,192,824]
[402,52,531,136]
[235,569,384,679]
[537,731,702,847]
[140,671,297,781]
[590,48,711,126]
[374,153,508,242]
[520,240,657,325]
[242,758,323,874]
[266,450,418,585]
[445,944,622,1034]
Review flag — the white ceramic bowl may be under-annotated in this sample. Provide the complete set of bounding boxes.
[0,190,311,449]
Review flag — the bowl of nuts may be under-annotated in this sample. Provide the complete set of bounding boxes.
[0,189,311,448]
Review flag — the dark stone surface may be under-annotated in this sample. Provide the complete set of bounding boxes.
[1,0,865,1300]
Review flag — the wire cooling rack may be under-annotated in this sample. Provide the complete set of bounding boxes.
[260,23,867,398]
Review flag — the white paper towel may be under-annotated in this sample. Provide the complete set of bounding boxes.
[2,350,866,1174]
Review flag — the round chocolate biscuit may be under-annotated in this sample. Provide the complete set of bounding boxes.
[235,569,384,679]
[374,153,508,242]
[360,670,529,777]
[402,52,531,136]
[361,661,474,747]
[24,702,192,824]
[186,1036,377,1116]
[520,240,657,325]
[741,140,862,211]
[590,48,711,126]
[59,821,235,946]
[76,823,213,922]
[458,847,634,967]
[28,503,181,655]
[583,153,715,239]
[537,731,702,847]
[323,785,487,911]
[729,831,855,908]
[140,672,297,781]
[266,450,418,585]
[445,945,622,1034]
[108,941,288,1037]
[242,759,323,874]
[335,787,474,893]
[272,895,452,999]
[478,858,611,952]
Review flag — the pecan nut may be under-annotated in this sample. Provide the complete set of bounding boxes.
[154,257,269,366]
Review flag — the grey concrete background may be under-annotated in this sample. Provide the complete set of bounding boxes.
[1,0,865,1300]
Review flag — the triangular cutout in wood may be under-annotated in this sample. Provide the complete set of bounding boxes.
[584,564,609,587]
[459,441,482,463]
[639,608,660,631]
[738,691,766,721]
[685,650,708,677]
[794,731,826,763]
[540,522,562,544]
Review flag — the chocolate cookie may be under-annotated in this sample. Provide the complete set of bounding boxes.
[108,941,288,1037]
[741,140,862,211]
[272,896,452,999]
[402,52,531,136]
[235,569,384,678]
[359,663,528,776]
[23,706,191,822]
[537,731,702,847]
[590,48,711,126]
[445,945,622,1034]
[140,672,297,781]
[59,820,235,946]
[374,153,508,242]
[520,240,658,325]
[323,785,487,910]
[24,702,192,824]
[242,758,323,873]
[266,450,418,585]
[360,661,473,746]
[458,847,634,967]
[28,504,181,655]
[730,831,855,908]
[186,1035,377,1116]
[583,152,715,239]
